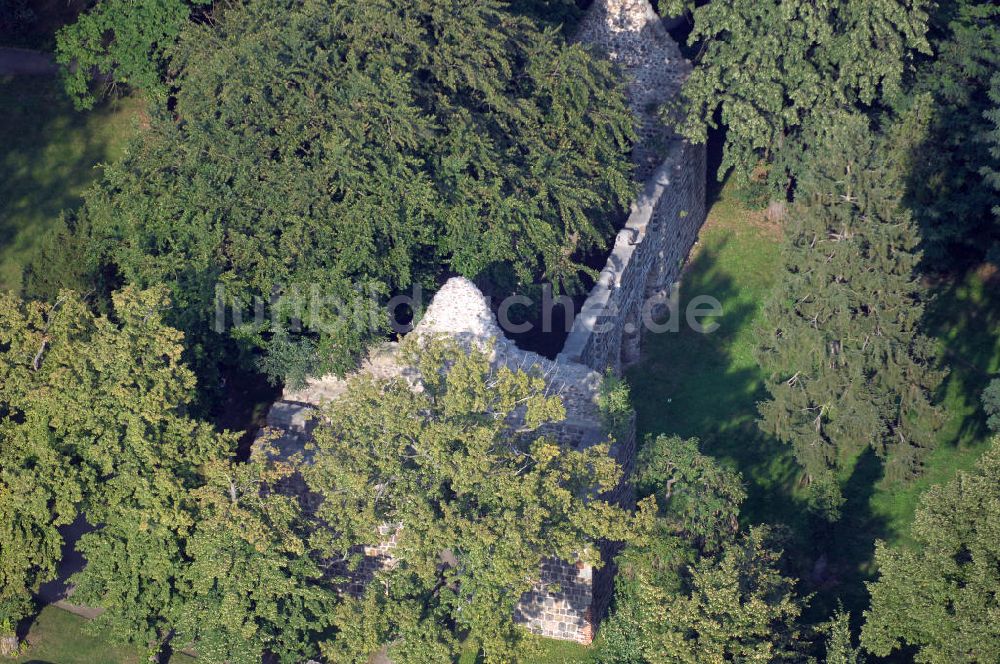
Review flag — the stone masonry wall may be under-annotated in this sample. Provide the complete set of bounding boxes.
[559,139,706,375]
[563,0,707,376]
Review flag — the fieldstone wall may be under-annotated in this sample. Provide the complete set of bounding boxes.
[564,0,707,376]
[559,139,706,375]
[577,0,690,180]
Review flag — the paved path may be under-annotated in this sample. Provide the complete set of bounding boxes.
[0,47,56,75]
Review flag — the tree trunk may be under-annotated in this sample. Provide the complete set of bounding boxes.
[0,633,19,656]
[765,199,787,222]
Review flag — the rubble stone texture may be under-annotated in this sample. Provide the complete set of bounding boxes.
[576,0,689,180]
[259,0,704,647]
[565,0,706,376]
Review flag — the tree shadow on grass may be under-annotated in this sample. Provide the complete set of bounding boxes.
[923,266,1000,449]
[0,74,133,291]
[799,448,889,623]
[628,239,805,531]
[627,235,892,625]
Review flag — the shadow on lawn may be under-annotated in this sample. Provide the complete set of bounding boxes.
[630,239,804,529]
[628,236,891,624]
[924,266,1000,448]
[0,75,129,290]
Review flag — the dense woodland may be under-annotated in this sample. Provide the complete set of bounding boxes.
[0,0,998,662]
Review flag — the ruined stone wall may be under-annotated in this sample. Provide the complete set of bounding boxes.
[563,0,707,376]
[559,139,706,374]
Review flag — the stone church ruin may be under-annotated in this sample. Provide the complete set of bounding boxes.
[261,0,706,645]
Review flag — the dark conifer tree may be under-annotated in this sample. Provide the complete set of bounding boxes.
[756,112,944,518]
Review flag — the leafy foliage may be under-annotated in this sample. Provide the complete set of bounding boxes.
[661,0,931,192]
[756,113,943,518]
[302,337,650,662]
[55,0,210,109]
[636,435,744,554]
[0,287,229,636]
[823,609,865,664]
[599,430,803,663]
[599,525,806,664]
[862,438,1000,661]
[41,0,635,386]
[172,456,337,664]
[885,0,1000,268]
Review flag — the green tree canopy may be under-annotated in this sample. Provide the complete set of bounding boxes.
[636,434,745,554]
[171,456,338,664]
[598,433,805,664]
[0,287,230,646]
[301,337,650,662]
[885,0,1000,268]
[983,379,1000,434]
[40,0,635,386]
[824,609,865,664]
[661,0,931,193]
[984,71,1000,225]
[56,0,210,109]
[755,112,943,518]
[861,438,1000,662]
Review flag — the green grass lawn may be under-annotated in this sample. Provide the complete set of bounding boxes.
[0,74,140,291]
[458,635,594,663]
[627,182,1000,622]
[12,606,196,664]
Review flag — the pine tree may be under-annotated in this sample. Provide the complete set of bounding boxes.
[984,72,1000,225]
[756,112,944,518]
[886,0,1000,268]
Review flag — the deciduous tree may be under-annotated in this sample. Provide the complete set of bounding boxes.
[862,438,1000,661]
[0,287,229,652]
[172,456,338,664]
[598,430,804,663]
[55,0,210,108]
[302,337,650,662]
[661,0,931,194]
[636,434,744,554]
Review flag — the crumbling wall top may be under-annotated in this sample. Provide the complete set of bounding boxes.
[576,0,689,179]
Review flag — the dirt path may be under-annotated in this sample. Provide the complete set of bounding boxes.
[0,47,56,75]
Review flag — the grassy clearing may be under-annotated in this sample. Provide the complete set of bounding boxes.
[0,74,140,291]
[458,635,594,663]
[627,186,802,533]
[12,606,142,664]
[627,182,1000,621]
[11,606,196,664]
